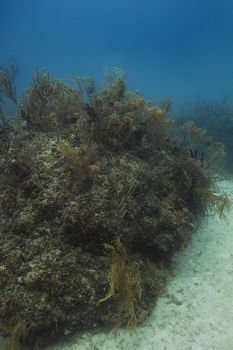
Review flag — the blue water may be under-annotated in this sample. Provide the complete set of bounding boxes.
[1,0,233,107]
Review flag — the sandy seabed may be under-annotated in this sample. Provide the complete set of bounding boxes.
[1,179,233,350]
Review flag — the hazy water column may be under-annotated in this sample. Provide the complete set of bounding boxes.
[0,0,233,104]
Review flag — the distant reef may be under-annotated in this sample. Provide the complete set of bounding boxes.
[0,67,230,349]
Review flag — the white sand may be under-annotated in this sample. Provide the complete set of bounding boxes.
[2,180,233,350]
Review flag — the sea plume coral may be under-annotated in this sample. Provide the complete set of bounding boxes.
[98,239,142,333]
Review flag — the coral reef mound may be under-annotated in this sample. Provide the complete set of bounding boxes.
[0,69,226,348]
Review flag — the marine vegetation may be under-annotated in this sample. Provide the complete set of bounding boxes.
[174,120,226,172]
[0,64,18,103]
[0,64,19,157]
[0,68,230,348]
[0,321,27,350]
[176,96,233,171]
[97,239,142,334]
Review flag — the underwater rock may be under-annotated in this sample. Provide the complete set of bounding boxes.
[0,69,229,348]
